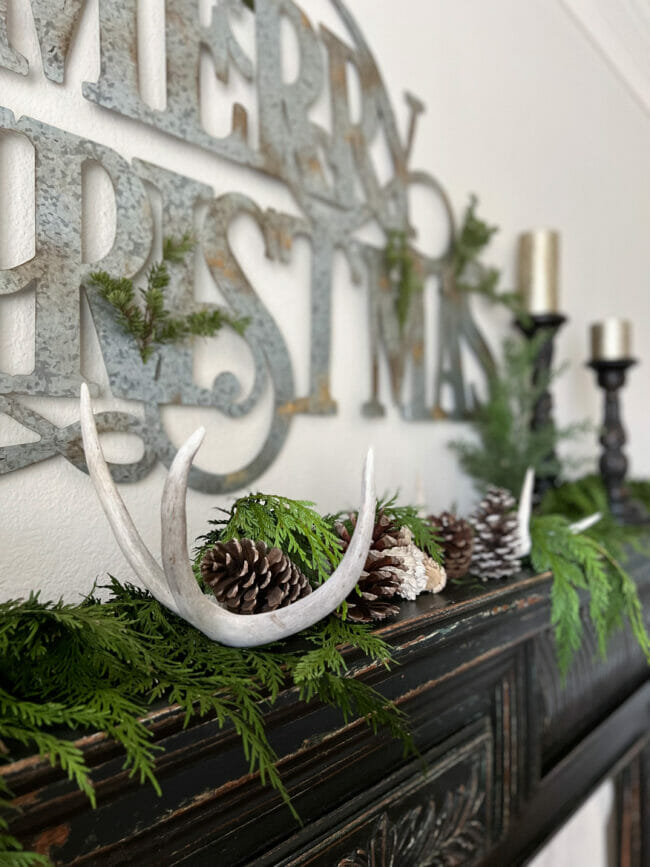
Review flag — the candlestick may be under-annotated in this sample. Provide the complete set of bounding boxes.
[590,319,632,362]
[518,230,560,314]
[516,312,567,502]
[587,352,647,524]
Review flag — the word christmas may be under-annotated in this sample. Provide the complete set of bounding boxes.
[0,0,492,492]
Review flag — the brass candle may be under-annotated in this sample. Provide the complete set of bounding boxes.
[590,319,632,361]
[518,230,560,314]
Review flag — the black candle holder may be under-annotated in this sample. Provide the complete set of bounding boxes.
[516,312,567,502]
[587,358,647,524]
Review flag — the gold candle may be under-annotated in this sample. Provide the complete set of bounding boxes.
[518,230,560,314]
[590,319,632,361]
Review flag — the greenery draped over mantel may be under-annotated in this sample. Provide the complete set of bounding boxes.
[0,578,413,864]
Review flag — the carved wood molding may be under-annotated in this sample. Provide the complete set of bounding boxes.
[338,769,484,867]
[284,720,493,867]
[561,0,650,114]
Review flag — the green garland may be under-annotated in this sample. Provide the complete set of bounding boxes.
[530,475,650,675]
[529,513,650,675]
[0,579,412,864]
[450,335,588,495]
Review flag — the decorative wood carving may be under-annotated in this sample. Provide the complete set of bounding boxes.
[337,769,485,867]
[290,720,492,867]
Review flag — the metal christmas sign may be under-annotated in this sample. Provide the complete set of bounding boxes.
[0,0,493,493]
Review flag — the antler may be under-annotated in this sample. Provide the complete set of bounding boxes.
[516,467,602,558]
[517,467,535,557]
[80,384,376,648]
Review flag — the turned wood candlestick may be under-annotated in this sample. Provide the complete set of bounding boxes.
[587,358,646,524]
[516,312,567,503]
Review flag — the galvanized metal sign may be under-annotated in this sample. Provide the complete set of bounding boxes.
[0,0,493,493]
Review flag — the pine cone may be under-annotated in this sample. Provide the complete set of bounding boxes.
[469,487,522,581]
[335,512,402,622]
[384,526,428,601]
[200,538,311,614]
[428,512,474,580]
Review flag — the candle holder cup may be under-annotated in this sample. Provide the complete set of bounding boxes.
[516,312,567,503]
[587,358,648,525]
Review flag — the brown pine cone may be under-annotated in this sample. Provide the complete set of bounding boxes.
[428,512,474,580]
[335,512,403,622]
[200,538,311,614]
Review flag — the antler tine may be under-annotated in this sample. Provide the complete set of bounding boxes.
[517,467,535,558]
[79,384,179,614]
[570,513,602,534]
[160,426,208,620]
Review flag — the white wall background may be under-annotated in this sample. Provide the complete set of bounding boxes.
[1,1,648,862]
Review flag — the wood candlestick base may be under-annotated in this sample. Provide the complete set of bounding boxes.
[588,359,648,524]
[516,312,567,504]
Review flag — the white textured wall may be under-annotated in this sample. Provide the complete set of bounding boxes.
[1,1,643,862]
[1,0,648,602]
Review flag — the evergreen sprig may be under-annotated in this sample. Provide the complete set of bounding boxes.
[450,336,588,494]
[385,231,422,332]
[530,515,650,676]
[539,475,650,562]
[451,195,527,322]
[89,234,248,363]
[376,493,443,562]
[197,494,344,585]
[0,578,411,859]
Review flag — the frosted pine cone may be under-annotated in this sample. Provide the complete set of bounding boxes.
[469,487,522,581]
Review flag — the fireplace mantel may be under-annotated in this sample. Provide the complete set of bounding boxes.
[4,554,650,865]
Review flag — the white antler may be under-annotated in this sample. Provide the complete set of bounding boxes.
[515,466,602,556]
[80,384,376,648]
[517,467,535,557]
[569,513,602,534]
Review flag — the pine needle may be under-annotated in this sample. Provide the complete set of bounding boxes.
[88,235,248,363]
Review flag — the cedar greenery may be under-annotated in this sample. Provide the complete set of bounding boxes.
[375,493,444,562]
[197,493,345,586]
[0,579,412,862]
[385,230,422,332]
[450,335,588,495]
[89,234,248,363]
[529,514,650,676]
[450,194,528,322]
[539,475,650,562]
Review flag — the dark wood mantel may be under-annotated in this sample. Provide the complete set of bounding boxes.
[4,554,650,866]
